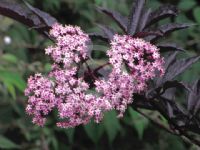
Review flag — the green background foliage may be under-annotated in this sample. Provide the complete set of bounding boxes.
[0,0,199,149]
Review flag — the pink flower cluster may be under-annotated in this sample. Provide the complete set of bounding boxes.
[45,23,89,66]
[49,64,111,128]
[25,24,111,128]
[108,34,164,91]
[25,23,164,128]
[95,70,134,117]
[25,74,56,126]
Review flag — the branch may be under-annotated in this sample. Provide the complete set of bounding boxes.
[134,108,176,135]
[134,108,200,147]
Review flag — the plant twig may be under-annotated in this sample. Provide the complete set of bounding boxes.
[134,108,200,147]
[134,108,176,135]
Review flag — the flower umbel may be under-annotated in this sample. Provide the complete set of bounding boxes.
[25,24,165,128]
[25,24,112,128]
[107,34,164,91]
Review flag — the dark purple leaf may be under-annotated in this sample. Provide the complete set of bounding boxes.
[164,51,179,71]
[161,88,175,100]
[146,23,193,41]
[146,5,178,27]
[194,100,200,115]
[167,102,174,118]
[162,88,176,118]
[127,0,146,35]
[24,1,57,27]
[159,23,193,34]
[97,24,116,40]
[138,8,152,32]
[162,81,187,93]
[96,6,128,32]
[187,79,200,114]
[166,55,200,80]
[157,54,200,86]
[159,95,187,122]
[133,31,163,38]
[0,1,57,35]
[157,43,185,52]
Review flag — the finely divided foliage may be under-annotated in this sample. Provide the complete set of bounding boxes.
[0,0,200,146]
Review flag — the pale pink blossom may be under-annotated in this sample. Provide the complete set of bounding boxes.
[25,25,165,128]
[25,73,56,126]
[45,23,90,67]
[107,34,165,91]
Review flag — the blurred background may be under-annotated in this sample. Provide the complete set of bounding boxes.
[0,0,200,149]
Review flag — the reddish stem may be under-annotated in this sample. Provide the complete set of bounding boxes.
[94,62,111,72]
